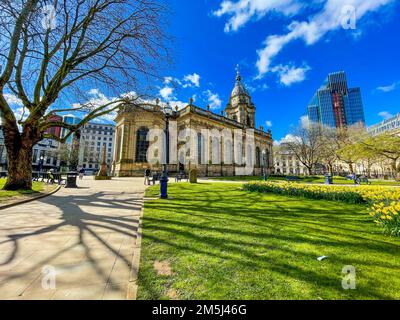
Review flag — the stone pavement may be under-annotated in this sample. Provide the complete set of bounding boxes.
[0,177,146,300]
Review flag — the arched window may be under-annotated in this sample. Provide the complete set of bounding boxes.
[235,142,243,165]
[232,115,238,122]
[256,147,261,168]
[247,115,251,127]
[224,139,232,165]
[135,127,149,163]
[115,127,122,162]
[264,149,270,169]
[247,144,253,167]
[211,136,221,164]
[197,133,203,165]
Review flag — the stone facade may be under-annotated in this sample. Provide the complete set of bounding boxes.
[273,148,308,175]
[112,69,273,177]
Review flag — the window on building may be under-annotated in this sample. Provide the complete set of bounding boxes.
[197,133,203,164]
[255,147,261,168]
[135,127,149,163]
[33,149,38,163]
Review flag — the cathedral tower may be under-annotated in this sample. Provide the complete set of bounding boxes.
[225,65,256,128]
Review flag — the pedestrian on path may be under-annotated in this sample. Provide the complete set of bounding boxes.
[79,168,85,180]
[144,168,151,185]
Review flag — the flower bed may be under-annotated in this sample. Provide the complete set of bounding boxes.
[243,181,400,236]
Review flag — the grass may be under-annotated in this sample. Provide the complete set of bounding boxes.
[138,182,400,300]
[0,179,46,200]
[212,175,400,186]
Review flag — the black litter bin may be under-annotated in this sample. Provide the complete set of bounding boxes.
[65,172,78,188]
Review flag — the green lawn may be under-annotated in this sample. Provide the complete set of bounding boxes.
[0,179,46,199]
[138,182,400,300]
[212,175,400,186]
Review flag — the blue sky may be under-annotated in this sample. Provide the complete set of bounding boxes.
[3,0,399,141]
[156,0,400,141]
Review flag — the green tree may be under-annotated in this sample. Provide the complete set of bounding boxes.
[359,133,400,179]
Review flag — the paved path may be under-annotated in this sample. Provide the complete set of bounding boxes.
[0,177,146,300]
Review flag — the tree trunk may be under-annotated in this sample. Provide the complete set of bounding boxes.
[329,164,334,176]
[348,162,354,174]
[3,144,33,190]
[391,160,400,180]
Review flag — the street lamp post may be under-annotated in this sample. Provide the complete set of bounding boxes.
[160,103,173,199]
[262,151,268,181]
[39,156,44,172]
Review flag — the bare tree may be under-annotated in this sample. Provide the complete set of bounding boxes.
[318,126,338,176]
[281,123,324,175]
[0,0,169,190]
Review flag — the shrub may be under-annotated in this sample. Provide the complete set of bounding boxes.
[243,181,400,236]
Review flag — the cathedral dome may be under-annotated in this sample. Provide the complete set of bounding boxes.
[231,66,250,98]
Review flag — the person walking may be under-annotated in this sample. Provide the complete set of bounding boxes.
[79,168,85,180]
[144,168,151,185]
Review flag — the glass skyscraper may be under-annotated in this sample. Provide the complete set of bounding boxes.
[61,115,82,144]
[307,71,365,128]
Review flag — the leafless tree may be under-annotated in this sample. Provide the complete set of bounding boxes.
[281,123,324,175]
[0,0,170,190]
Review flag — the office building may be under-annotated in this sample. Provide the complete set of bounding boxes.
[368,113,400,136]
[79,122,115,172]
[307,71,365,128]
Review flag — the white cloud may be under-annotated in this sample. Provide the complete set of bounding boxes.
[4,93,23,106]
[204,90,222,109]
[274,133,301,145]
[168,100,188,110]
[376,81,400,93]
[183,73,201,88]
[271,64,311,86]
[72,89,133,123]
[247,82,269,93]
[252,0,394,77]
[213,0,303,32]
[265,120,273,127]
[300,115,311,128]
[159,86,175,100]
[378,111,394,120]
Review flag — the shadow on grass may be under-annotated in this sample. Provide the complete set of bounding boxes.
[138,183,400,300]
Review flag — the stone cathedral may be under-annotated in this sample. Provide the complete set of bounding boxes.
[112,68,273,177]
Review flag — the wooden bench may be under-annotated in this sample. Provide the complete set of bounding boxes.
[175,173,189,182]
[356,176,371,185]
[149,173,161,185]
[32,172,65,185]
[286,176,300,182]
[52,172,65,185]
